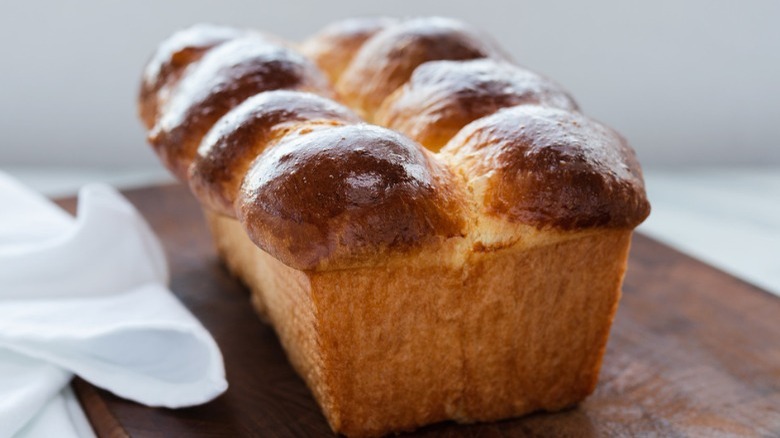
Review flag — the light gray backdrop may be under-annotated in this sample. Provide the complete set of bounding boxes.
[1,0,778,168]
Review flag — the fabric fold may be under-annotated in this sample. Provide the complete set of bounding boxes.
[0,173,227,437]
[0,283,227,408]
[0,183,168,299]
[0,350,72,438]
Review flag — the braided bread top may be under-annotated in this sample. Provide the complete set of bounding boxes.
[139,17,650,271]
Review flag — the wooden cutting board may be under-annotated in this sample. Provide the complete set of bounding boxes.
[56,184,780,437]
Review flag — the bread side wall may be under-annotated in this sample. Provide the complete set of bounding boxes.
[205,210,631,437]
[206,212,336,418]
[460,230,631,420]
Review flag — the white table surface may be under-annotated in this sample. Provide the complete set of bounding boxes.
[4,165,779,297]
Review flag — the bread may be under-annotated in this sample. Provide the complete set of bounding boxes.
[138,18,650,437]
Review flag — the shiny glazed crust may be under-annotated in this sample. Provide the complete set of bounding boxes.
[139,17,651,437]
[375,59,578,151]
[331,17,509,119]
[442,105,649,230]
[147,35,332,180]
[139,18,649,271]
[301,17,398,84]
[236,124,468,270]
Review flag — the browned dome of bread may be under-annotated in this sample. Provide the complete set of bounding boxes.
[301,17,398,84]
[189,90,361,217]
[237,124,468,270]
[336,17,508,119]
[442,105,650,230]
[148,35,332,180]
[138,24,245,130]
[375,59,579,151]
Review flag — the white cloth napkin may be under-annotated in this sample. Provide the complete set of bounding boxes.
[0,172,227,437]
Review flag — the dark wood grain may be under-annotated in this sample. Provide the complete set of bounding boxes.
[56,184,780,437]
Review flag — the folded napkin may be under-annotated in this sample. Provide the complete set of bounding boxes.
[0,172,227,437]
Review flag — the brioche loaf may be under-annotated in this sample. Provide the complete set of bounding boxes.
[139,17,650,437]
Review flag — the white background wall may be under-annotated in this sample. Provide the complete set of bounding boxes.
[1,0,778,168]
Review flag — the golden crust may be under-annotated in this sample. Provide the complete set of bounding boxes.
[207,212,632,437]
[138,18,652,436]
[147,35,332,180]
[189,90,360,217]
[375,59,578,151]
[335,17,508,119]
[301,17,397,84]
[137,17,650,276]
[441,105,651,231]
[138,24,244,130]
[236,124,469,270]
